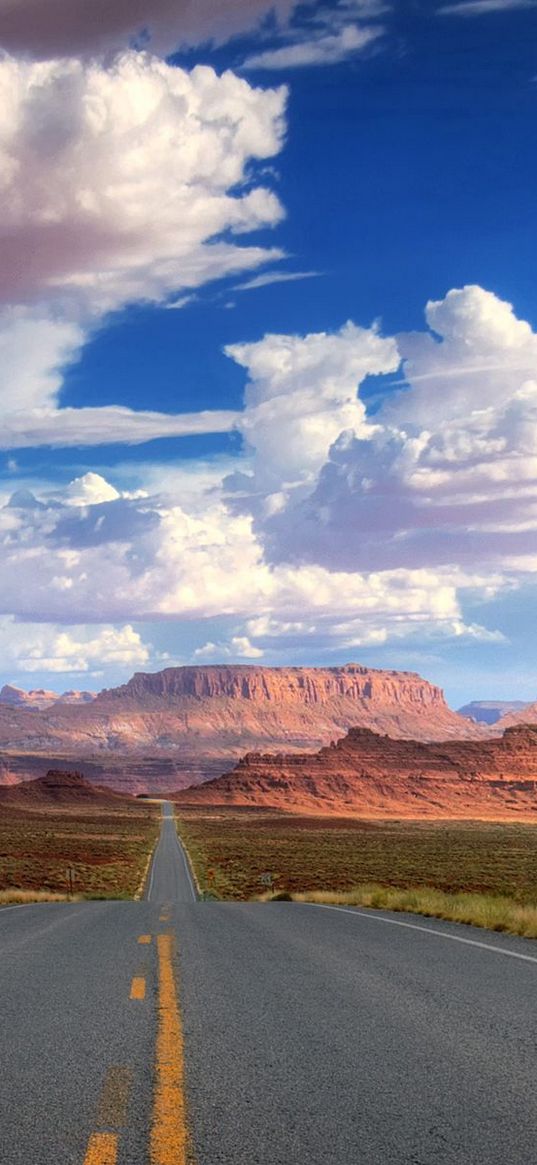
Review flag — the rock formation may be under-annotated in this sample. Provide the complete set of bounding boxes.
[174,724,537,819]
[0,769,128,807]
[0,663,483,794]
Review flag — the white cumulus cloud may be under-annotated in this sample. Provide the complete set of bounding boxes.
[0,52,287,450]
[2,285,531,669]
[0,52,286,312]
[226,320,399,490]
[253,286,537,576]
[194,635,264,659]
[0,468,502,656]
[0,617,150,674]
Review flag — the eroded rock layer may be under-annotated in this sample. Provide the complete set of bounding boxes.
[174,725,537,819]
[0,664,482,794]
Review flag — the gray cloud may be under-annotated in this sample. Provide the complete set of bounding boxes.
[51,498,161,549]
[0,0,295,59]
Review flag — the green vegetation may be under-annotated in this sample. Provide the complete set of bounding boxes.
[0,804,160,900]
[177,809,537,919]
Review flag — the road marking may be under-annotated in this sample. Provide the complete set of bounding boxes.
[138,934,152,944]
[83,1132,118,1165]
[0,901,82,916]
[151,933,189,1165]
[96,1066,132,1128]
[130,975,146,1000]
[173,832,198,902]
[0,903,37,915]
[305,903,537,966]
[146,839,161,902]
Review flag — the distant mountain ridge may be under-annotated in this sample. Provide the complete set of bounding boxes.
[495,700,537,732]
[0,663,484,794]
[458,700,530,726]
[0,685,96,711]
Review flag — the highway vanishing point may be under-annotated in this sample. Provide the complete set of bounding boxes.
[2,802,537,1163]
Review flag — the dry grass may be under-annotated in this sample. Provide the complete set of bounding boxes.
[0,802,160,899]
[177,808,537,936]
[288,885,537,939]
[0,888,76,905]
[176,808,537,903]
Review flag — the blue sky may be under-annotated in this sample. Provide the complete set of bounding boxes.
[1,0,537,707]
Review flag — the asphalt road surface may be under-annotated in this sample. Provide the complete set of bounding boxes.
[145,801,197,904]
[2,804,537,1164]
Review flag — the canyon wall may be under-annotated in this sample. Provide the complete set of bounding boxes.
[0,663,482,794]
[174,724,537,819]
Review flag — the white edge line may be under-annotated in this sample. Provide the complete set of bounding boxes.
[163,799,198,901]
[173,825,197,902]
[145,834,160,902]
[0,902,40,915]
[302,902,537,966]
[0,900,84,917]
[148,801,197,903]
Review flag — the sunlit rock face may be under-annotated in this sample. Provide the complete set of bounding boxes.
[174,724,537,820]
[0,664,480,795]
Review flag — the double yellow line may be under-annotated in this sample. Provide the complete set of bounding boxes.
[83,929,190,1165]
[151,933,189,1164]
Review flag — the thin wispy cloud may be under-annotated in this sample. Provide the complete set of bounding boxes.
[243,23,382,70]
[439,0,536,16]
[164,295,198,311]
[233,270,321,291]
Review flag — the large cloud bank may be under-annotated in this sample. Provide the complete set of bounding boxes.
[251,286,537,574]
[0,53,286,311]
[0,0,296,59]
[6,284,533,675]
[0,0,384,67]
[0,2,531,680]
[0,51,286,448]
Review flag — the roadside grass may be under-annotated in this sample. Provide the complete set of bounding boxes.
[0,888,76,904]
[176,808,537,936]
[0,803,160,900]
[286,886,537,940]
[176,809,537,902]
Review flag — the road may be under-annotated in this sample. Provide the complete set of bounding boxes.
[145,800,197,904]
[2,805,537,1163]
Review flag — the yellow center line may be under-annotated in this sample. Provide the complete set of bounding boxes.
[130,975,146,1000]
[151,932,190,1165]
[83,1132,118,1165]
[138,934,152,944]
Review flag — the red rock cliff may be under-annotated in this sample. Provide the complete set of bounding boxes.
[175,725,537,820]
[0,664,483,795]
[98,664,448,710]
